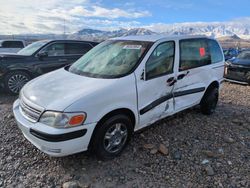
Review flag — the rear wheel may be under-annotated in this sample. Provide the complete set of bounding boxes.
[200,87,219,115]
[4,71,31,95]
[91,114,133,160]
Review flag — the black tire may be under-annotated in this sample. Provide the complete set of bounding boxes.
[4,71,31,95]
[91,114,133,160]
[200,87,219,115]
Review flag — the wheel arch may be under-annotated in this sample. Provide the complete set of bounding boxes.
[206,80,220,90]
[4,69,34,79]
[88,108,136,149]
[201,80,219,102]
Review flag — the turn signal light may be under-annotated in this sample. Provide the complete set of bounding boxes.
[69,115,85,126]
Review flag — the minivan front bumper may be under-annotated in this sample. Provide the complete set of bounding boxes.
[13,99,96,157]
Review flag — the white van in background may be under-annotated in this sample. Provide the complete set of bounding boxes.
[0,40,26,53]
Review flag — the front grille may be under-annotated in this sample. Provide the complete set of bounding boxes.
[19,97,43,122]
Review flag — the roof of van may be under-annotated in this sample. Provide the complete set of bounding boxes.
[111,35,215,42]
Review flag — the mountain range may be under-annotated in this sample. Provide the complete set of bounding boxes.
[70,28,156,41]
[1,23,250,45]
[70,22,250,41]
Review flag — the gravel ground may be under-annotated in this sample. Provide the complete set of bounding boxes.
[0,82,249,188]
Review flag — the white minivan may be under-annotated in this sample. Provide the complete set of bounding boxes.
[13,35,224,159]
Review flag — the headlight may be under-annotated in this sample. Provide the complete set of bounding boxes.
[39,111,87,128]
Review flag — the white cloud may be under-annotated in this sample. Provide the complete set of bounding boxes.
[0,0,150,34]
[1,1,249,36]
[69,6,151,19]
[0,1,202,35]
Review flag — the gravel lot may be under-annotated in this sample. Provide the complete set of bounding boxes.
[0,82,249,188]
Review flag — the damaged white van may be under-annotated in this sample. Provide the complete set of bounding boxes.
[13,35,224,159]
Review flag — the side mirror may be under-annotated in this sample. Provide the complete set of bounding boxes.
[37,51,48,59]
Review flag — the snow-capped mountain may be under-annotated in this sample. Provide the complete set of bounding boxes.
[169,23,250,38]
[70,28,156,40]
[73,22,250,40]
[2,22,250,45]
[77,28,105,36]
[145,22,250,39]
[121,28,156,36]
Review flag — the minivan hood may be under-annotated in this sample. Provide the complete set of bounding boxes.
[22,68,117,111]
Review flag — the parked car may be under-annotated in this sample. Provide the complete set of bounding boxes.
[0,40,26,53]
[0,40,98,94]
[223,48,240,61]
[13,35,224,159]
[224,50,250,84]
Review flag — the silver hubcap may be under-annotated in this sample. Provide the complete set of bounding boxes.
[103,123,128,153]
[8,74,29,93]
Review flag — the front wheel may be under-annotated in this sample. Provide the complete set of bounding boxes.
[200,87,219,115]
[4,71,31,95]
[91,114,133,160]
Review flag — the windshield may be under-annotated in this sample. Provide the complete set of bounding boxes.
[17,40,48,56]
[237,51,250,60]
[69,40,151,78]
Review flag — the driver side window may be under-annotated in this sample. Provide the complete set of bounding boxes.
[40,43,65,57]
[146,41,175,80]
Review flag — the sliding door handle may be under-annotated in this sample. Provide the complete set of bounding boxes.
[178,71,190,80]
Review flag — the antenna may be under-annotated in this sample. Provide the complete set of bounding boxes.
[63,18,66,39]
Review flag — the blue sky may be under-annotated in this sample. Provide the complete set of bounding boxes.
[0,0,249,34]
[103,0,250,23]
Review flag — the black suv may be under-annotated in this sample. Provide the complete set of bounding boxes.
[224,50,250,84]
[0,40,98,94]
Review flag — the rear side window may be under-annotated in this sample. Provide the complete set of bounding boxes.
[65,43,92,55]
[179,39,211,71]
[146,41,175,80]
[2,41,24,48]
[208,39,223,63]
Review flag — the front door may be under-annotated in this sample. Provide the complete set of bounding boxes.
[35,42,92,74]
[35,42,69,74]
[136,41,176,129]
